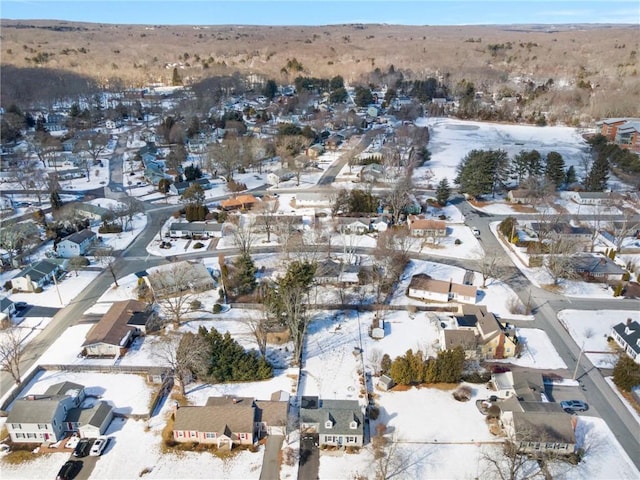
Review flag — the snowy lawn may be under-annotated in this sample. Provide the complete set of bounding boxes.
[558,309,638,368]
[495,328,567,369]
[8,270,100,308]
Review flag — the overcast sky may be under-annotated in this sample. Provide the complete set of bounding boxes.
[2,0,639,26]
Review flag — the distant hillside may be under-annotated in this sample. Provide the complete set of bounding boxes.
[1,20,639,119]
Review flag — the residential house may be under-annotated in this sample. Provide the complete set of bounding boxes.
[596,118,637,141]
[408,274,477,304]
[56,229,97,258]
[407,215,447,238]
[220,194,258,211]
[507,189,538,204]
[172,396,256,448]
[73,202,111,222]
[255,397,290,437]
[572,254,626,282]
[82,300,154,357]
[144,261,215,299]
[314,258,360,284]
[267,169,294,187]
[324,134,343,151]
[306,144,325,159]
[334,217,370,235]
[528,222,592,249]
[168,222,224,239]
[359,163,385,183]
[55,168,86,181]
[615,121,640,153]
[170,178,212,196]
[66,400,114,438]
[6,382,85,443]
[612,319,640,364]
[442,305,518,360]
[295,191,332,206]
[490,371,545,401]
[501,411,576,455]
[11,259,65,292]
[0,296,16,324]
[571,191,612,206]
[300,397,364,448]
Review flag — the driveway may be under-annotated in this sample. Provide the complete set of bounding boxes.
[259,434,284,480]
[18,305,61,318]
[297,435,319,480]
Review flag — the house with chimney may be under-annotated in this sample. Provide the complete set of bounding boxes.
[572,254,626,282]
[299,396,364,448]
[82,300,155,357]
[612,319,640,364]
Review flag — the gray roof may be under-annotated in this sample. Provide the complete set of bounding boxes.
[0,296,15,312]
[512,371,545,402]
[613,320,640,355]
[44,381,84,397]
[511,412,576,445]
[300,399,363,436]
[7,397,62,423]
[16,259,60,283]
[66,400,113,427]
[572,255,625,276]
[576,191,611,199]
[61,229,96,245]
[174,397,255,437]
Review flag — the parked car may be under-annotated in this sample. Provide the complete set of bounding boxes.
[560,400,588,413]
[65,434,80,450]
[89,436,109,456]
[73,438,92,457]
[14,302,28,310]
[472,227,481,237]
[56,460,82,480]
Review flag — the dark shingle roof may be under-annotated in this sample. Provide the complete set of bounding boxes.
[613,320,640,355]
[61,229,96,245]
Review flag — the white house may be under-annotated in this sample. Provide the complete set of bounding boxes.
[10,259,64,292]
[612,319,640,364]
[408,274,477,304]
[168,222,224,239]
[56,229,97,258]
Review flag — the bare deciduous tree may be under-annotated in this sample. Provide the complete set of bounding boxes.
[228,215,257,254]
[612,207,640,252]
[255,197,279,243]
[544,239,578,285]
[373,425,429,480]
[474,248,505,288]
[148,263,198,327]
[0,328,25,384]
[245,315,268,358]
[95,247,119,287]
[154,331,211,396]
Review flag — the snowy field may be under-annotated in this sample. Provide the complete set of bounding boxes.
[412,118,590,187]
[558,309,639,368]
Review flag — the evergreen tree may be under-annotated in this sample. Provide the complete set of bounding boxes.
[158,178,171,194]
[564,165,577,186]
[354,86,374,107]
[263,79,278,100]
[380,354,392,375]
[435,178,451,206]
[544,151,566,189]
[50,190,63,210]
[584,154,609,191]
[389,355,412,385]
[171,67,182,86]
[234,252,257,295]
[435,347,465,383]
[184,164,203,181]
[455,149,510,198]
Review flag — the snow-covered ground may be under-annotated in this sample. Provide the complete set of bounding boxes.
[412,118,590,187]
[558,309,639,368]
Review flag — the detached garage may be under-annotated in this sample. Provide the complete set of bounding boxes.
[71,401,114,438]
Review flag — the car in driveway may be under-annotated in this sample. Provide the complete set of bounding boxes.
[89,436,109,456]
[73,438,92,457]
[560,400,588,413]
[56,460,82,480]
[65,434,80,450]
[14,301,28,310]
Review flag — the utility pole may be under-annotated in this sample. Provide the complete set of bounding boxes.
[572,342,585,381]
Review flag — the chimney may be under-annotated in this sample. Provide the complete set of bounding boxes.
[627,318,633,326]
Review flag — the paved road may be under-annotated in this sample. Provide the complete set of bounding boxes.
[259,434,284,480]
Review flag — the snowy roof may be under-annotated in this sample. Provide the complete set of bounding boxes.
[61,229,96,245]
[15,259,60,282]
[511,412,576,445]
[66,400,113,427]
[83,300,149,347]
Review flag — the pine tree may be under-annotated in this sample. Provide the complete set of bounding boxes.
[171,67,182,86]
[455,149,509,198]
[544,151,565,189]
[613,354,640,391]
[234,252,257,295]
[435,178,451,206]
[564,165,577,186]
[584,154,609,191]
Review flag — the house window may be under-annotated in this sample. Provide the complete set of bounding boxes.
[37,424,48,430]
[325,435,336,443]
[177,431,184,437]
[15,433,25,439]
[324,421,333,429]
[346,436,357,443]
[349,421,358,429]
[11,424,22,430]
[190,431,197,438]
[205,432,216,439]
[26,433,37,439]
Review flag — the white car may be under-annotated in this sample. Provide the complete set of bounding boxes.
[472,227,481,237]
[89,436,109,456]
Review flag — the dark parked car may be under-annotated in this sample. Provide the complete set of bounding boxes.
[73,438,92,457]
[14,302,28,310]
[56,460,82,480]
